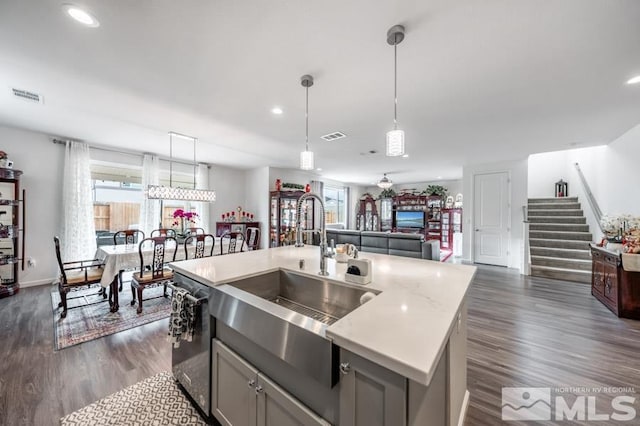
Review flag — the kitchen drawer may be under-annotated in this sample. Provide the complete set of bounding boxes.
[604,253,620,266]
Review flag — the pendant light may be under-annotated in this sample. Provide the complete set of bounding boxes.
[147,131,217,202]
[377,173,393,189]
[300,74,315,170]
[386,25,405,157]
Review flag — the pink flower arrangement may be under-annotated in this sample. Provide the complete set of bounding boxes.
[172,209,199,227]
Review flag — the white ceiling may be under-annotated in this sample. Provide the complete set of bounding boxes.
[1,0,639,185]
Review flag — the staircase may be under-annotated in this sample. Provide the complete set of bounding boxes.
[528,197,592,283]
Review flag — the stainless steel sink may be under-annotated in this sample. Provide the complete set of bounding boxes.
[209,270,379,387]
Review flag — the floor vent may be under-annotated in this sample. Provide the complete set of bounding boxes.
[11,87,44,104]
[321,131,346,141]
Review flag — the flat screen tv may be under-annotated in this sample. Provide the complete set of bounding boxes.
[395,211,425,228]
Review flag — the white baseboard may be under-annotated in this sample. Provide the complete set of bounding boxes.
[20,277,56,288]
[457,390,470,426]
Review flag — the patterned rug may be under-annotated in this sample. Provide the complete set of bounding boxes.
[51,284,171,350]
[60,371,208,425]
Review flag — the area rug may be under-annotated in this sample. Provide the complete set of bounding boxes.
[51,284,171,350]
[60,371,207,425]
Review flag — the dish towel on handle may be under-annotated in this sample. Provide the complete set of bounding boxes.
[168,287,196,348]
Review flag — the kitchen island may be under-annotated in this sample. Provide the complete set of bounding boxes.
[171,245,476,426]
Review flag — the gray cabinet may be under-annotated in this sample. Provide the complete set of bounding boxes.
[212,339,257,426]
[339,346,453,426]
[447,301,468,426]
[212,339,329,426]
[339,349,406,426]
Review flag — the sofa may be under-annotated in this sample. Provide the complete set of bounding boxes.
[325,229,440,261]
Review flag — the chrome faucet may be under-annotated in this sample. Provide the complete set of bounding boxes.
[295,192,331,276]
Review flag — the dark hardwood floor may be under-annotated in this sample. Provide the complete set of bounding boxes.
[465,266,640,425]
[2,267,640,425]
[0,284,170,426]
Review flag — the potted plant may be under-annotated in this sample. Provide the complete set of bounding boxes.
[379,188,396,199]
[172,209,199,237]
[422,185,447,198]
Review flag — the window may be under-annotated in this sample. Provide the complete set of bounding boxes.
[324,186,348,226]
[91,161,196,233]
[91,161,142,233]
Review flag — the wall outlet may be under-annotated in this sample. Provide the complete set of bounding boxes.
[27,257,36,268]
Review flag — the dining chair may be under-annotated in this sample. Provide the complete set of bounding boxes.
[53,236,106,319]
[220,231,245,255]
[112,229,146,291]
[184,233,215,259]
[150,228,177,238]
[186,227,205,236]
[245,227,260,251]
[130,236,177,314]
[113,229,145,245]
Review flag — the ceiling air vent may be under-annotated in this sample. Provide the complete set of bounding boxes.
[320,131,346,142]
[11,87,44,104]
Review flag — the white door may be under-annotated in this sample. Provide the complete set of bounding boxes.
[473,171,509,266]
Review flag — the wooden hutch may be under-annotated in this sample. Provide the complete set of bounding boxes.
[355,195,379,231]
[590,244,640,319]
[0,168,24,298]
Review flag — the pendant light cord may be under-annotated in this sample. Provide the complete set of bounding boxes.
[193,138,197,189]
[169,133,173,188]
[393,39,398,130]
[305,84,309,151]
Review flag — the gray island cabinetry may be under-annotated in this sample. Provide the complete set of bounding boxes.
[170,245,474,426]
[212,339,329,426]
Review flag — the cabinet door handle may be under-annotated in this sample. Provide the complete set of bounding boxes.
[339,362,351,375]
[255,385,263,394]
[248,379,255,388]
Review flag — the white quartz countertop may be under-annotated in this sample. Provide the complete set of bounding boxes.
[171,245,476,386]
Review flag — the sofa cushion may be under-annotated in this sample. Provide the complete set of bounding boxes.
[326,229,361,248]
[360,231,389,254]
[388,234,423,251]
[387,233,424,258]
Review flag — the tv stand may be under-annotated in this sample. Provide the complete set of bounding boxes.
[394,227,424,235]
[393,194,443,244]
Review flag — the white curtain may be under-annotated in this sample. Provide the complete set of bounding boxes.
[61,141,97,261]
[195,163,210,232]
[139,154,160,236]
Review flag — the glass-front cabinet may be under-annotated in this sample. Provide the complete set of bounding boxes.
[269,191,314,247]
[0,168,23,298]
[356,195,379,231]
[379,198,393,231]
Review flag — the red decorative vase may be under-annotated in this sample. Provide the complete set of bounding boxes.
[305,183,311,193]
[275,179,282,191]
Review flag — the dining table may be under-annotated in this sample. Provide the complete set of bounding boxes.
[95,237,244,312]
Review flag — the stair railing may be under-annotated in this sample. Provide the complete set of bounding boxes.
[574,162,605,233]
[522,205,531,275]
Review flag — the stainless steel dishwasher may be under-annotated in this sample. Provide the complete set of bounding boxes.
[170,273,213,417]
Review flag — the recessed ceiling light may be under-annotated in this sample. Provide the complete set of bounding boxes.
[271,107,283,115]
[316,168,322,171]
[627,75,640,85]
[63,4,100,27]
[402,154,409,158]
[437,176,443,179]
